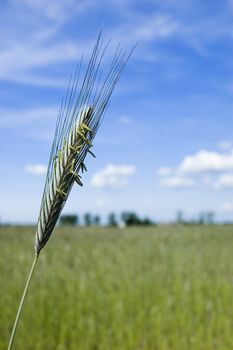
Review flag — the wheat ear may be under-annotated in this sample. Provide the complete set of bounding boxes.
[7,32,132,350]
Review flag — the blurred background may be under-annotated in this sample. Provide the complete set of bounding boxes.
[1,0,233,225]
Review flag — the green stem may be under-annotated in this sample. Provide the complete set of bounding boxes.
[7,254,39,350]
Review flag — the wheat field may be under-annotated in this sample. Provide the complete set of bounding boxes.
[1,225,232,349]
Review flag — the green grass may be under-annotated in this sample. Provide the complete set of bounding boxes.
[1,225,233,350]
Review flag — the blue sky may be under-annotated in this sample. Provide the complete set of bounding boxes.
[1,0,233,223]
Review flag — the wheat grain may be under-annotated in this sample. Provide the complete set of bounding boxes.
[35,33,131,254]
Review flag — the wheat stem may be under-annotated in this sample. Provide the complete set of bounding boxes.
[7,254,39,350]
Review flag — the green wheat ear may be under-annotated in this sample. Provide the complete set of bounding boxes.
[7,32,133,350]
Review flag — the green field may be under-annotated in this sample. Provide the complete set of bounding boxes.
[1,225,232,350]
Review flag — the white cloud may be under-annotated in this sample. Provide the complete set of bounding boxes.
[0,1,97,86]
[0,41,85,84]
[158,149,233,191]
[0,106,58,128]
[91,164,136,189]
[158,167,172,176]
[214,173,233,188]
[113,13,179,44]
[1,0,232,90]
[220,202,233,212]
[160,176,195,188]
[110,4,233,61]
[135,14,179,41]
[21,0,92,22]
[179,149,233,173]
[25,164,47,175]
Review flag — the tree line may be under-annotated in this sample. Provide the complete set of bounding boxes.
[176,210,215,225]
[59,212,155,227]
[59,210,217,227]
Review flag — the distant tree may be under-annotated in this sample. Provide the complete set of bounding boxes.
[84,213,92,226]
[206,211,215,224]
[60,214,78,226]
[176,210,184,224]
[198,211,215,225]
[141,217,154,226]
[93,215,101,226]
[108,213,118,227]
[121,211,141,226]
[197,213,205,225]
